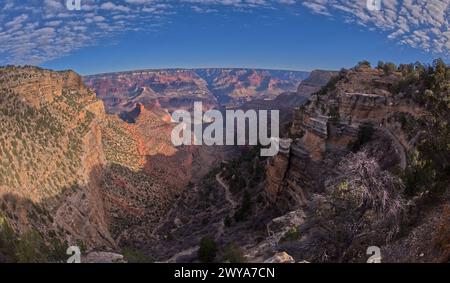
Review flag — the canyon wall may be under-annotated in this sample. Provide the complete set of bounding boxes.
[265,66,426,212]
[0,66,115,250]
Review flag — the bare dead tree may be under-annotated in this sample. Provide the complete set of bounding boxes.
[334,150,405,240]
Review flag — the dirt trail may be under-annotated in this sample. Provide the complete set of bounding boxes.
[214,173,238,239]
[216,173,238,209]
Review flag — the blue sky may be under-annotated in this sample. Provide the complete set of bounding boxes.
[1,1,449,75]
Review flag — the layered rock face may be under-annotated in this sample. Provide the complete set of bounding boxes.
[296,70,339,95]
[84,68,309,113]
[0,66,86,110]
[0,66,199,258]
[265,66,426,211]
[265,137,321,211]
[195,68,309,104]
[84,69,215,114]
[265,139,291,203]
[0,66,115,250]
[255,62,450,263]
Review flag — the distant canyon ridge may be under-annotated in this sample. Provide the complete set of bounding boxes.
[83,68,310,113]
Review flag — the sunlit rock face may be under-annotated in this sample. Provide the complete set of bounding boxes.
[0,66,115,250]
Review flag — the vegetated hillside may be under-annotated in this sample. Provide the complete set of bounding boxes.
[141,60,449,263]
[0,66,115,262]
[99,103,194,241]
[0,66,205,263]
[83,68,309,113]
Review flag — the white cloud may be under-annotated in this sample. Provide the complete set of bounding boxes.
[101,2,131,12]
[301,0,450,56]
[0,0,448,65]
[0,0,174,65]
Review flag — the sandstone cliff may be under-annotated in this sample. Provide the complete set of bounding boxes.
[0,66,115,254]
[0,66,200,261]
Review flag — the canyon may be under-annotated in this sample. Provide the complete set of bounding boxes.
[83,68,309,113]
[0,62,449,263]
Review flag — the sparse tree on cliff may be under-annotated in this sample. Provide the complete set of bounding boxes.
[383,62,397,75]
[356,60,371,69]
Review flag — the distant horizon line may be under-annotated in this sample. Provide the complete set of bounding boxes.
[81,67,318,77]
[2,64,339,77]
[57,58,448,77]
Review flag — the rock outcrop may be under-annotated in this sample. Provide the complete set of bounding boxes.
[263,252,295,263]
[265,66,428,212]
[265,138,291,202]
[260,62,449,263]
[296,70,339,96]
[0,66,86,110]
[0,66,115,251]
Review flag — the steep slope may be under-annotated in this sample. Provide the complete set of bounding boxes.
[0,66,115,260]
[99,103,194,240]
[99,101,238,249]
[0,66,206,262]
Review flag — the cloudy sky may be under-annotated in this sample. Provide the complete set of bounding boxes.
[0,0,448,74]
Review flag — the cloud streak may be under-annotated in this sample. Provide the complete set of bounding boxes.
[301,0,450,55]
[0,0,448,65]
